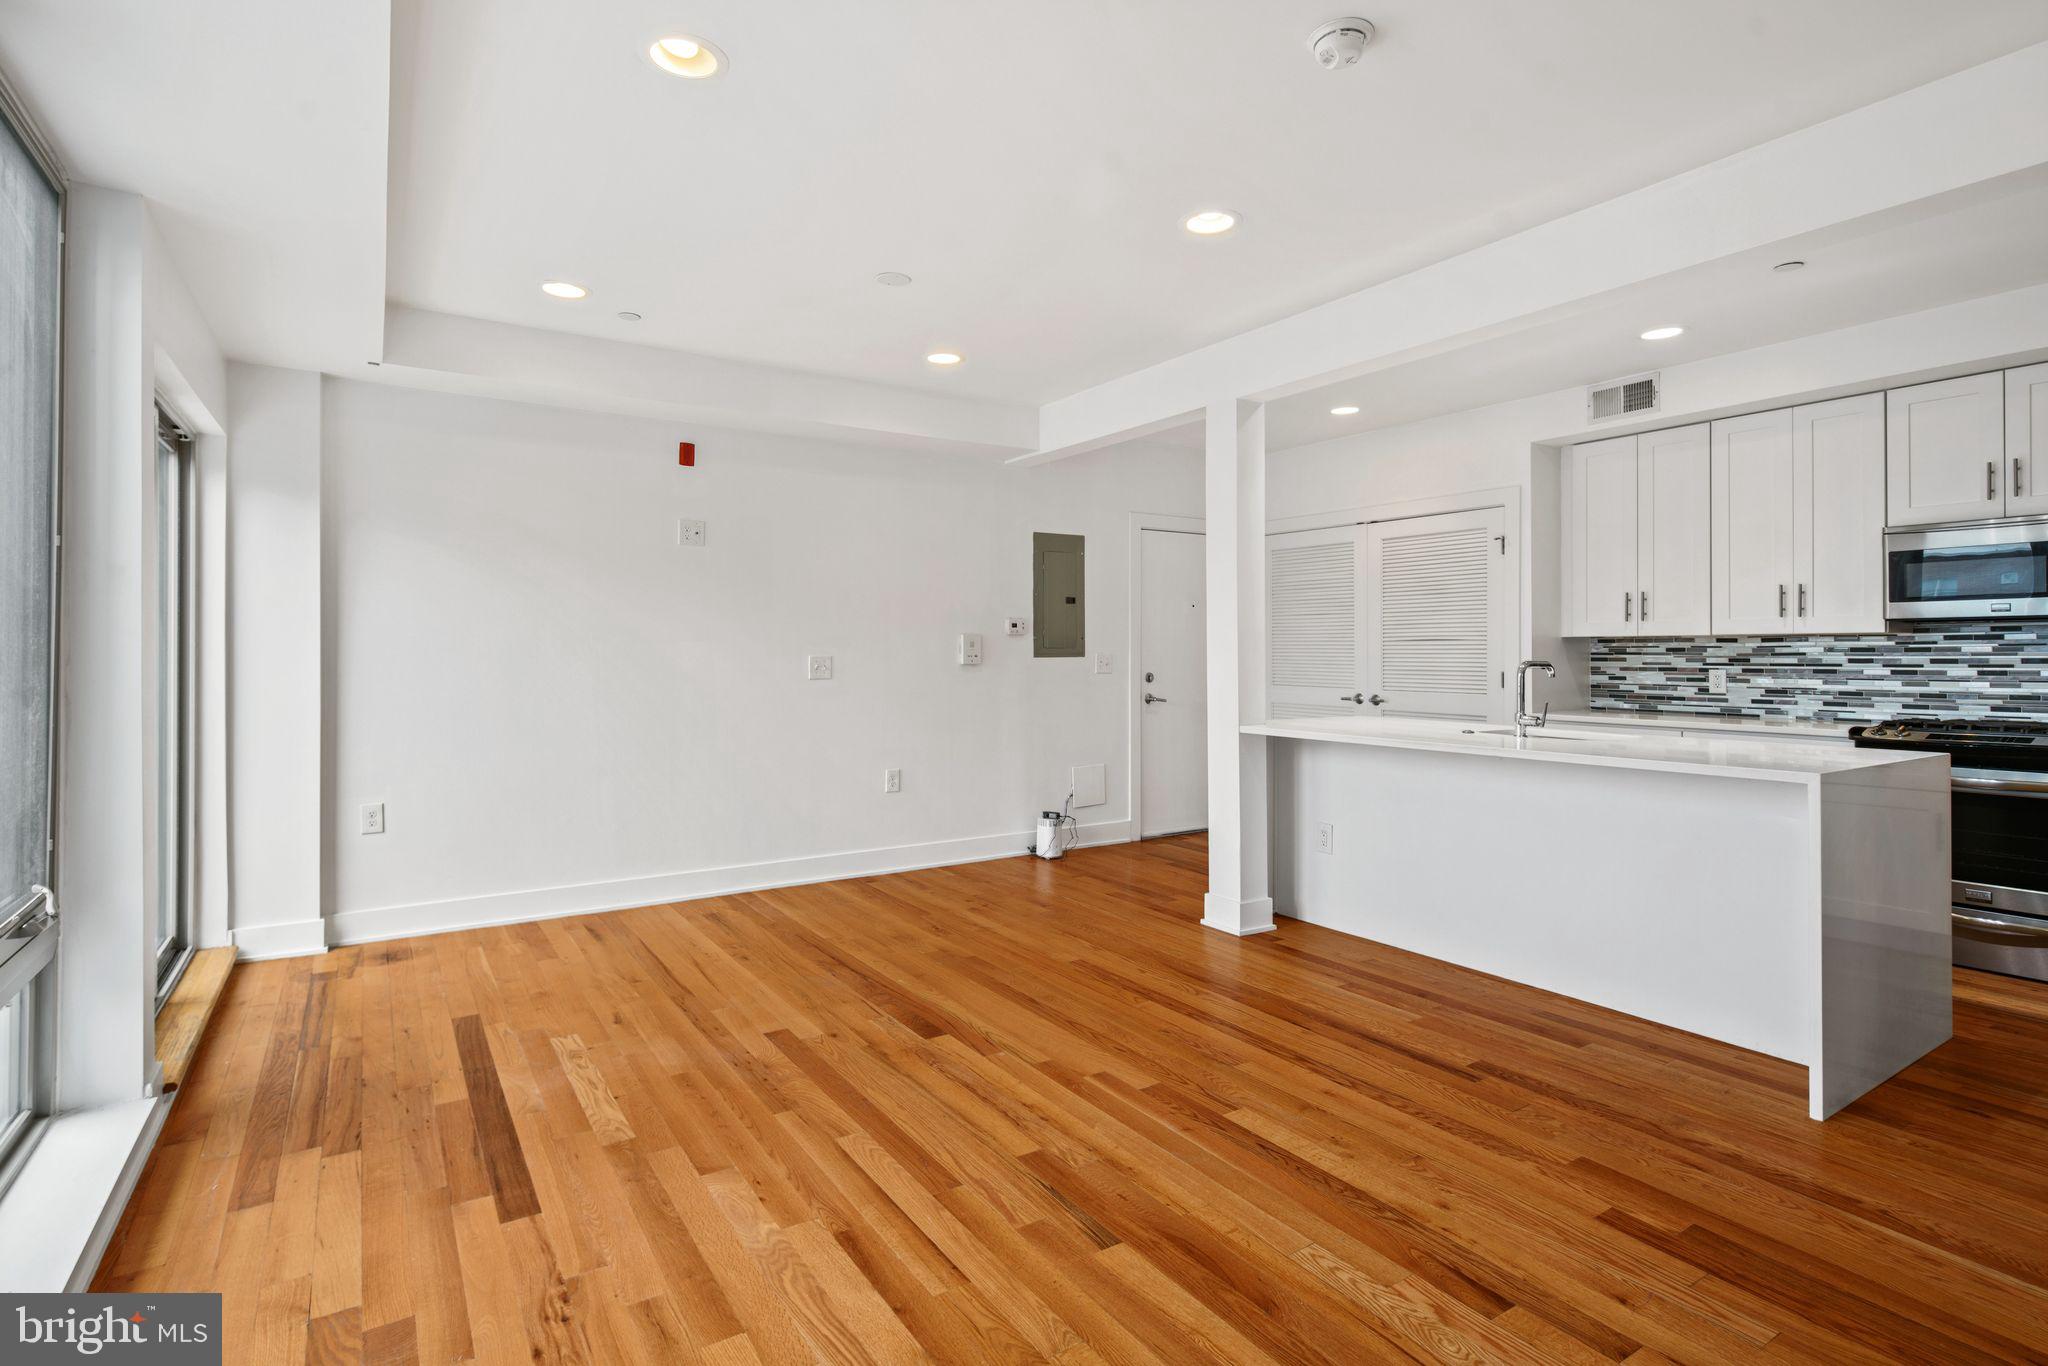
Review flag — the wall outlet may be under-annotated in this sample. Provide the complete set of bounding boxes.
[1094,653,1112,674]
[883,768,902,794]
[1005,617,1028,637]
[807,654,834,680]
[1071,763,1107,808]
[677,518,707,547]
[360,802,385,836]
[1316,821,1334,854]
[1706,667,1729,695]
[958,633,984,665]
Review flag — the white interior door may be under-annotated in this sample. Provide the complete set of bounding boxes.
[1267,524,1370,719]
[1365,507,1510,720]
[1137,528,1206,838]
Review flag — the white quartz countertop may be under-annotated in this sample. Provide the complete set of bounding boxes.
[1547,709,1856,740]
[1242,714,1938,783]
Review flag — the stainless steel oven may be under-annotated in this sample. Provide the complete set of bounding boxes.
[1885,519,2048,621]
[1854,719,2048,983]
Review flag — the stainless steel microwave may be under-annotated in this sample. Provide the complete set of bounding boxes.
[1885,519,2048,621]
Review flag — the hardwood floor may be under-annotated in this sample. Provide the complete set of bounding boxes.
[96,835,2048,1363]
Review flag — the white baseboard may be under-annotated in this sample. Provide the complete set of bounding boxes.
[231,917,328,961]
[1201,893,1276,936]
[312,819,1132,949]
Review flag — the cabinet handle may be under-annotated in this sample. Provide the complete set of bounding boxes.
[1988,460,1998,500]
[1779,584,1787,618]
[1640,590,1649,621]
[1798,583,1807,617]
[2017,458,2026,498]
[1623,592,1632,622]
[1340,693,1366,705]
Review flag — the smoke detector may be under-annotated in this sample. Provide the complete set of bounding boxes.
[1309,17,1375,69]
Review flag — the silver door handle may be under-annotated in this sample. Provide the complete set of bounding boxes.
[1341,693,1365,704]
[1798,583,1807,616]
[1639,590,1649,621]
[1368,694,1384,707]
[1143,693,1166,704]
[1988,460,1998,500]
[1778,584,1787,618]
[1953,911,2048,940]
[2017,458,2026,497]
[1623,591,1631,622]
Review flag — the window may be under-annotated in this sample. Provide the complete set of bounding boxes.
[154,408,194,1005]
[0,82,64,1174]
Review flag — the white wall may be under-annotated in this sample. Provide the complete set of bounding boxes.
[314,379,1198,944]
[225,365,324,958]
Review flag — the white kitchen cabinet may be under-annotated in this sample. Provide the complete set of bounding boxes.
[1886,372,2005,528]
[1792,392,1886,633]
[1712,409,1798,634]
[1713,398,1884,636]
[1561,426,1708,636]
[1635,424,1711,635]
[2007,361,2048,519]
[1562,434,1639,635]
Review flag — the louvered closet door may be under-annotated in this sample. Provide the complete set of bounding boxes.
[1365,507,1511,719]
[1267,525,1371,719]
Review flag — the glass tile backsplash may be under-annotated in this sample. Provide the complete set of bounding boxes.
[1588,623,2048,724]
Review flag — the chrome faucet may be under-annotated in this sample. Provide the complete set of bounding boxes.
[1514,659,1556,739]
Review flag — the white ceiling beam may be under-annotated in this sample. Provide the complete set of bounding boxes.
[1016,41,2048,466]
[377,307,1038,455]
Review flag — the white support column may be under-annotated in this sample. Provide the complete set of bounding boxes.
[1202,398,1274,935]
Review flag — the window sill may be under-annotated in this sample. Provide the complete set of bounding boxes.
[0,1096,166,1291]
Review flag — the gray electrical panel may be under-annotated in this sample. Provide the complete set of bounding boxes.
[1033,533,1085,658]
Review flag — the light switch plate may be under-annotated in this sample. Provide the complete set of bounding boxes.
[807,654,834,680]
[1094,653,1112,674]
[677,518,707,547]
[958,633,984,665]
[1005,617,1028,637]
[1070,763,1107,809]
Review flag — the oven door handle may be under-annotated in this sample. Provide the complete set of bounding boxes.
[1952,773,2048,798]
[1953,911,2048,940]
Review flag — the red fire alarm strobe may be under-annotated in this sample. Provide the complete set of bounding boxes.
[677,441,696,467]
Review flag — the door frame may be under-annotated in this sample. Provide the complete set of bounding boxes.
[1127,512,1205,844]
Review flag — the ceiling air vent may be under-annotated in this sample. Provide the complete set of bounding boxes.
[1585,371,1661,424]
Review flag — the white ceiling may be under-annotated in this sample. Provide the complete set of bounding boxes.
[1258,173,2048,450]
[387,0,2048,404]
[0,0,388,373]
[3,1,2044,425]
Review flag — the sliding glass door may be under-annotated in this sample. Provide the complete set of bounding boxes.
[154,409,193,1004]
[0,85,63,1173]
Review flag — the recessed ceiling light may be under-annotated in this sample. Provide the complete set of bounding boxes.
[616,310,641,321]
[1773,259,1807,273]
[648,34,725,79]
[926,351,963,367]
[1330,405,1360,416]
[541,281,587,300]
[875,272,913,287]
[1183,210,1239,236]
[1640,325,1685,341]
